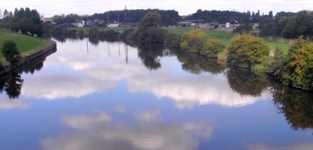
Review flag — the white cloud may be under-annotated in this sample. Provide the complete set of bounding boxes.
[42,112,213,150]
[0,95,28,110]
[249,142,313,150]
[20,39,270,108]
[134,110,161,123]
[2,0,313,17]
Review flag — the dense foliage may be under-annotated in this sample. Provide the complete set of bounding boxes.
[1,41,21,65]
[180,29,207,53]
[1,8,43,36]
[259,10,313,39]
[88,25,99,37]
[227,34,270,68]
[274,37,313,91]
[92,9,181,26]
[233,23,253,34]
[185,9,273,24]
[180,29,225,57]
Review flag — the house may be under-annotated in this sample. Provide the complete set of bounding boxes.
[108,23,120,28]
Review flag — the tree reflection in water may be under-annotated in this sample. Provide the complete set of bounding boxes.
[0,73,23,99]
[227,67,270,97]
[175,51,225,75]
[0,60,45,99]
[271,81,313,131]
[137,43,165,70]
[89,37,100,46]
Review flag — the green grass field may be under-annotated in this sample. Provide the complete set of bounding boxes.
[70,27,127,33]
[165,27,290,54]
[0,30,53,59]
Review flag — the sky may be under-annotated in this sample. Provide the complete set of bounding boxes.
[1,0,313,17]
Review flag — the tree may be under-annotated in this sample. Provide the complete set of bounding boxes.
[1,41,21,65]
[2,8,43,36]
[269,11,273,18]
[140,12,161,28]
[135,12,167,45]
[227,34,270,68]
[274,37,313,91]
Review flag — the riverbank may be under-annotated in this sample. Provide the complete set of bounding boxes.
[165,27,291,54]
[0,42,56,76]
[0,30,57,76]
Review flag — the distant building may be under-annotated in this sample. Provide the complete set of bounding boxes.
[86,20,93,26]
[178,20,204,27]
[178,21,191,27]
[108,23,120,28]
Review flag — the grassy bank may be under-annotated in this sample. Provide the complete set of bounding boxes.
[165,27,290,53]
[0,30,53,59]
[70,27,127,33]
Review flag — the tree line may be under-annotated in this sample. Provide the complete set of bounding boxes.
[0,8,43,36]
[259,10,313,39]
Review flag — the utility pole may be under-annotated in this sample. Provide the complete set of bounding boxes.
[107,12,109,24]
[124,6,127,24]
[0,9,2,19]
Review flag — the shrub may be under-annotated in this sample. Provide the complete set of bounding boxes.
[227,33,270,68]
[274,37,313,90]
[180,29,207,53]
[200,38,225,57]
[88,25,99,37]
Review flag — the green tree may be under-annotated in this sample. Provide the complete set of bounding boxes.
[136,12,167,45]
[274,37,313,90]
[140,12,161,28]
[1,41,21,65]
[227,34,270,68]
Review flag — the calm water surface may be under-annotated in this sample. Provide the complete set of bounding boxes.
[0,39,312,150]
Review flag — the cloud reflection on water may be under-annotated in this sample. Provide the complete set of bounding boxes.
[42,111,213,150]
[21,40,270,108]
[0,95,28,110]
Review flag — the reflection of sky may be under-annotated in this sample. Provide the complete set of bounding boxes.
[0,39,312,150]
[42,111,213,150]
[0,95,28,110]
[20,39,270,108]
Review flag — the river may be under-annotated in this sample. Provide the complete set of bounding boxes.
[0,38,312,150]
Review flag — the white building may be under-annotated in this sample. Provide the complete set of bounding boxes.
[108,23,120,28]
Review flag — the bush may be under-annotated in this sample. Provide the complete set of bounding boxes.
[180,29,207,53]
[233,23,253,34]
[200,38,225,57]
[88,25,99,37]
[274,37,313,90]
[136,27,167,44]
[227,34,270,68]
[180,29,225,57]
[1,41,21,65]
[164,33,181,49]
